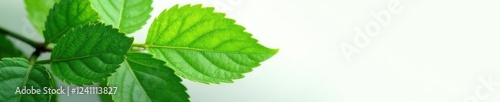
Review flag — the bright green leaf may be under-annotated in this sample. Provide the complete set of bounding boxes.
[108,53,189,102]
[44,0,100,43]
[91,0,153,34]
[145,5,278,83]
[0,58,53,102]
[50,23,133,85]
[24,0,58,35]
[0,34,24,58]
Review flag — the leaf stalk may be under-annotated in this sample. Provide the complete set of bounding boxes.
[0,26,43,49]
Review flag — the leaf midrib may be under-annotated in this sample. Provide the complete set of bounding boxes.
[143,44,275,55]
[51,53,106,63]
[123,60,152,102]
[19,64,34,102]
[116,0,126,29]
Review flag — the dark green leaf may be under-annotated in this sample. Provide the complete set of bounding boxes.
[44,0,100,43]
[98,80,113,102]
[50,23,133,85]
[0,34,24,58]
[108,53,189,102]
[0,58,53,102]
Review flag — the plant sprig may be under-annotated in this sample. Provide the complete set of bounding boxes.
[0,0,277,102]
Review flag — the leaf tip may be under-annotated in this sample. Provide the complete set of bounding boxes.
[272,48,280,55]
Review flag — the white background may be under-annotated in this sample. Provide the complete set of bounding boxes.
[1,0,500,102]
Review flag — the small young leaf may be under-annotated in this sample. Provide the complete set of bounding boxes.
[44,0,100,43]
[108,53,189,102]
[91,0,153,34]
[146,5,278,83]
[24,0,59,34]
[50,23,133,85]
[0,58,53,102]
[0,34,24,58]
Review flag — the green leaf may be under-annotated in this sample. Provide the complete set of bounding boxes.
[49,75,59,102]
[98,80,113,102]
[24,0,58,35]
[0,58,53,102]
[0,34,24,58]
[108,53,189,102]
[50,23,133,85]
[145,5,278,83]
[44,0,100,43]
[91,0,153,34]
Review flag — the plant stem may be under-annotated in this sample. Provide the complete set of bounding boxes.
[36,59,51,64]
[21,51,39,98]
[1,26,54,65]
[0,26,53,54]
[132,43,149,48]
[29,51,40,64]
[0,26,42,49]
